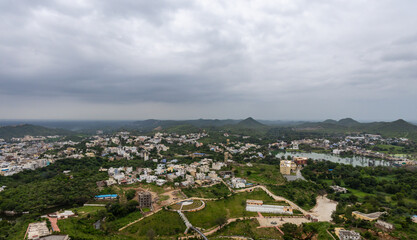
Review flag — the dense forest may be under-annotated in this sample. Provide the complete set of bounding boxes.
[0,157,158,215]
[302,160,417,239]
[0,158,108,214]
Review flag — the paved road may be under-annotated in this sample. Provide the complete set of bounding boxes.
[177,210,208,239]
[296,169,306,180]
[119,183,334,234]
[283,169,306,181]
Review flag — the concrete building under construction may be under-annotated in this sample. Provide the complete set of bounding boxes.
[137,191,152,208]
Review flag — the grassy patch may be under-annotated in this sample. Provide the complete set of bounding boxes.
[119,182,167,194]
[371,144,405,154]
[346,188,375,200]
[106,210,143,231]
[181,200,204,211]
[170,200,204,211]
[158,194,170,202]
[185,189,274,229]
[72,206,105,216]
[304,222,334,240]
[182,183,231,199]
[211,219,282,239]
[122,210,185,238]
[58,216,134,240]
[142,183,167,194]
[234,164,285,185]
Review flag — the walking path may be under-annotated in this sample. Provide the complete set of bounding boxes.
[118,184,335,233]
[220,178,234,193]
[216,236,253,240]
[118,208,162,231]
[275,226,284,235]
[48,217,60,232]
[179,217,257,239]
[177,210,208,239]
[235,185,308,215]
[327,229,337,240]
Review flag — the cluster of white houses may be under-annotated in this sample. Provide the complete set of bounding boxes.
[98,158,229,188]
[0,136,70,176]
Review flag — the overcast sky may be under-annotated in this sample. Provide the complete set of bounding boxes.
[1,0,417,121]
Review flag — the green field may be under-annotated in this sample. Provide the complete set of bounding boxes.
[58,216,134,240]
[370,144,406,154]
[122,210,186,238]
[234,164,286,185]
[182,183,231,198]
[185,189,274,229]
[304,222,334,240]
[212,220,335,240]
[72,206,105,216]
[170,200,204,211]
[211,219,282,239]
[106,210,143,231]
[346,188,375,200]
[117,182,166,194]
[57,205,144,239]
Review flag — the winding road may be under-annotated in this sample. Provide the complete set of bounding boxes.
[234,185,309,215]
[118,183,335,234]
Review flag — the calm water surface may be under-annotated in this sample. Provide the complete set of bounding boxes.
[276,152,390,167]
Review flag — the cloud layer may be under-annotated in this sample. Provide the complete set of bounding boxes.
[1,0,417,120]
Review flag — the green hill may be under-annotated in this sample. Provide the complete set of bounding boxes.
[337,118,360,126]
[130,119,239,132]
[236,117,265,128]
[0,124,72,140]
[323,119,338,124]
[295,118,417,140]
[365,119,417,138]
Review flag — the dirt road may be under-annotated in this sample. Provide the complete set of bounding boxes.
[308,195,337,221]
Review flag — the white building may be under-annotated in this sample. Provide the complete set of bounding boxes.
[196,172,206,180]
[26,221,50,240]
[212,162,225,170]
[246,201,293,215]
[337,229,361,240]
[231,177,246,188]
[156,179,167,186]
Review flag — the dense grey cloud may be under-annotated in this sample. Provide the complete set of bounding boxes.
[1,0,417,120]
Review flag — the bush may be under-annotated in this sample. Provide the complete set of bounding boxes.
[125,189,136,200]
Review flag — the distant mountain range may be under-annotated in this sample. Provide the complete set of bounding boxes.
[128,117,266,131]
[0,120,132,132]
[295,118,417,139]
[1,118,416,141]
[132,119,239,129]
[0,124,72,140]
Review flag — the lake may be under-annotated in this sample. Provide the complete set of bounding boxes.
[276,152,391,167]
